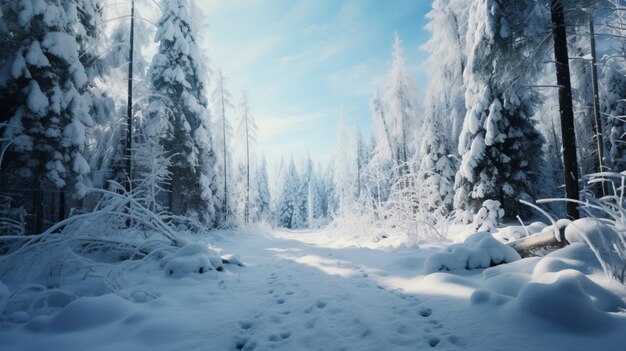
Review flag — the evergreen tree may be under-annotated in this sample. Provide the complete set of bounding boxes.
[602,62,626,172]
[423,0,468,149]
[307,167,324,227]
[0,1,93,231]
[253,156,271,223]
[333,113,356,210]
[145,0,217,224]
[420,113,455,215]
[383,34,421,173]
[454,0,546,219]
[276,159,299,228]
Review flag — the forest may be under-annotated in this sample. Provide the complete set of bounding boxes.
[0,0,625,350]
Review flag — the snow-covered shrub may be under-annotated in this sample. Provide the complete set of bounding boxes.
[424,231,521,273]
[536,172,626,283]
[162,243,223,278]
[471,199,504,233]
[329,162,449,245]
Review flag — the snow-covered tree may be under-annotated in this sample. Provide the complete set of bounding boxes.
[252,156,271,223]
[423,0,468,149]
[383,33,422,173]
[211,69,235,224]
[454,0,546,219]
[419,114,456,215]
[235,91,257,224]
[333,113,356,210]
[276,159,300,228]
[602,62,626,172]
[145,0,217,224]
[0,1,93,230]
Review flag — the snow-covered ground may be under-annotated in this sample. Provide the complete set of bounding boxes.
[1,226,625,351]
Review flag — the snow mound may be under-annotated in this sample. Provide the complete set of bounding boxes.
[26,294,134,333]
[470,289,510,306]
[516,271,618,331]
[424,232,521,273]
[161,243,223,277]
[494,221,547,242]
[565,218,620,245]
[221,254,244,267]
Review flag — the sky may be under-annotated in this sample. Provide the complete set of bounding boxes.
[199,0,433,168]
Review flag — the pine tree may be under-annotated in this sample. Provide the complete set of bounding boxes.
[0,1,92,231]
[276,159,299,228]
[383,34,421,173]
[253,156,271,223]
[454,0,546,219]
[333,113,356,210]
[602,62,626,172]
[146,0,217,224]
[420,113,455,215]
[423,0,468,149]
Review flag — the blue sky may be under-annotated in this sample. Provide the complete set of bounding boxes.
[200,0,433,167]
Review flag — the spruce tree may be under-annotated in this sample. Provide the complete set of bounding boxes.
[146,0,217,224]
[0,1,92,231]
[454,0,546,218]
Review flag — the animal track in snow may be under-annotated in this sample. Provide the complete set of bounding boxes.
[427,336,440,347]
[419,308,432,317]
[238,320,253,330]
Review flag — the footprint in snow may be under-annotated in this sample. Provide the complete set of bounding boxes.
[419,308,432,317]
[268,331,291,342]
[315,300,327,309]
[234,336,256,351]
[276,298,286,304]
[447,335,467,347]
[238,320,253,330]
[427,336,440,348]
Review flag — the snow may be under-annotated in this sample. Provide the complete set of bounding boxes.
[161,242,223,277]
[424,231,521,273]
[1,226,624,351]
[27,80,48,116]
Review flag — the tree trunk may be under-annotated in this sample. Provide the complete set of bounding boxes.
[33,177,43,234]
[59,188,66,221]
[245,108,250,224]
[588,14,606,196]
[508,227,567,258]
[551,0,580,220]
[220,81,228,215]
[125,0,135,194]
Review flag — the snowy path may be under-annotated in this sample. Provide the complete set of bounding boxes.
[208,229,466,351]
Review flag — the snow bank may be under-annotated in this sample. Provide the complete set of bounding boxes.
[516,271,616,331]
[161,243,223,277]
[26,294,134,333]
[424,231,521,273]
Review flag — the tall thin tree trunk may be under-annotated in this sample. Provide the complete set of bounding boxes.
[59,188,66,221]
[244,106,250,224]
[125,0,135,226]
[220,82,228,215]
[551,0,580,220]
[34,176,43,233]
[588,14,606,196]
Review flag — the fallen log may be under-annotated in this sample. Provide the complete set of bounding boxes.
[507,220,570,258]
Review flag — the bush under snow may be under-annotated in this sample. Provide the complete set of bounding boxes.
[161,243,223,277]
[424,231,521,273]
